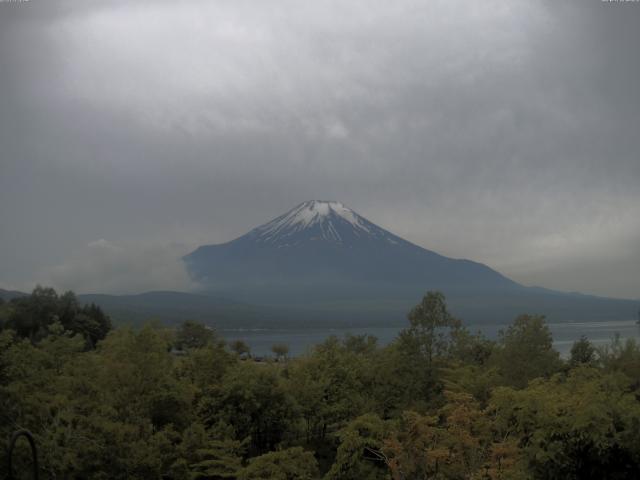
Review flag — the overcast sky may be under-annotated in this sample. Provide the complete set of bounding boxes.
[1,0,639,299]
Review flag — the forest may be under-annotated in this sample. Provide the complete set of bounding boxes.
[2,287,640,479]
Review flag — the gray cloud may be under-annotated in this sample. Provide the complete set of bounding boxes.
[38,239,195,294]
[0,0,638,298]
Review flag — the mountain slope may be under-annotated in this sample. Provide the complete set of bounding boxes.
[185,200,517,298]
[184,201,637,324]
[0,288,28,302]
[76,291,269,327]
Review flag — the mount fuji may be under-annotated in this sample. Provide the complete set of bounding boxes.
[183,201,636,325]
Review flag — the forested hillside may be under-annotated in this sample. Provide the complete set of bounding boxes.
[2,288,640,479]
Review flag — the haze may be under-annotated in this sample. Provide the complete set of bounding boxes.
[1,0,638,299]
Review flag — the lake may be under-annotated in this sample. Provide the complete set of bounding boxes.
[220,319,640,358]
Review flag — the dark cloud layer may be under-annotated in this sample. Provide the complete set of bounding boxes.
[1,0,639,298]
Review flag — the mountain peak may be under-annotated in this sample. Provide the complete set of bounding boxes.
[249,200,395,245]
[286,200,360,227]
[183,200,526,308]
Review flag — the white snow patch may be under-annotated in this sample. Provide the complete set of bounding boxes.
[254,200,375,242]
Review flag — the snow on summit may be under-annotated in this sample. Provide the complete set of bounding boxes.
[264,201,366,231]
[250,200,399,246]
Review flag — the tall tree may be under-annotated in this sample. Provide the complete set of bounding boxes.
[569,335,596,367]
[492,314,561,388]
[175,320,216,350]
[401,291,461,364]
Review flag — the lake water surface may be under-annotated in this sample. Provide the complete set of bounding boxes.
[220,320,640,358]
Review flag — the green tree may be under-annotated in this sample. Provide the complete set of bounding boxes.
[97,325,193,429]
[286,336,365,442]
[0,298,10,330]
[492,314,561,388]
[238,447,319,480]
[7,285,59,340]
[271,343,289,362]
[175,320,216,350]
[449,327,495,367]
[569,335,596,367]
[5,287,111,347]
[490,368,640,479]
[325,414,388,480]
[598,335,640,389]
[401,291,461,364]
[230,339,251,358]
[74,302,112,347]
[200,363,298,454]
[172,423,244,480]
[384,392,498,480]
[177,342,236,394]
[379,292,461,410]
[342,334,378,355]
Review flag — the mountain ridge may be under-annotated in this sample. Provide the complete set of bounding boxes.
[183,201,636,324]
[184,200,518,298]
[4,202,635,327]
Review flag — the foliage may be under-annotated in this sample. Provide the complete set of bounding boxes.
[199,363,299,455]
[401,291,461,364]
[230,339,251,357]
[324,414,389,480]
[271,343,289,361]
[286,336,367,443]
[1,286,111,347]
[382,392,525,480]
[490,367,640,479]
[237,447,318,480]
[569,335,596,367]
[598,334,640,387]
[175,320,217,350]
[3,288,640,480]
[491,314,562,389]
[175,423,244,479]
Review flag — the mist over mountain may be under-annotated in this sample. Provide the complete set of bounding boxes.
[184,201,637,325]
